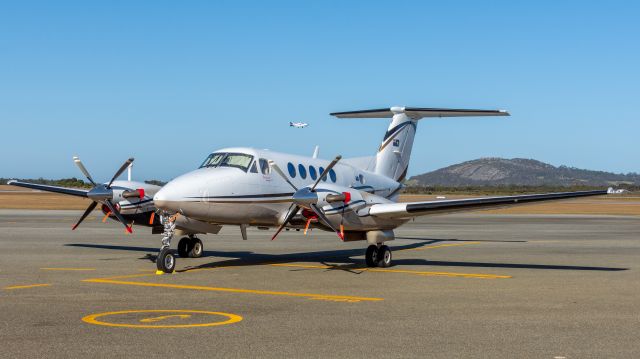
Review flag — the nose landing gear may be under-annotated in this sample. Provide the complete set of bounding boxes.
[156,212,178,274]
[156,213,206,274]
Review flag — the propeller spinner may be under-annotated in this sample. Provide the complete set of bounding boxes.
[269,155,346,241]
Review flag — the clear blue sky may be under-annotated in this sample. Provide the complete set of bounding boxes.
[1,1,638,181]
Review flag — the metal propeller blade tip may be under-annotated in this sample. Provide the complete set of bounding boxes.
[72,201,98,230]
[73,156,96,185]
[268,160,298,191]
[310,155,342,191]
[104,200,133,234]
[107,157,135,188]
[271,203,299,241]
[310,203,343,241]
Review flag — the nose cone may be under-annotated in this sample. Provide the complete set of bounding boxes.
[153,185,178,212]
[153,173,198,212]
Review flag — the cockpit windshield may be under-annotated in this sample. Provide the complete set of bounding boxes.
[199,152,254,172]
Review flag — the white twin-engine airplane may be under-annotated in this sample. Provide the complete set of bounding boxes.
[10,106,609,274]
[289,121,308,128]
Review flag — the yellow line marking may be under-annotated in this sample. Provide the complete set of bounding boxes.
[139,314,192,323]
[269,263,511,279]
[406,241,481,251]
[41,267,96,271]
[4,283,52,290]
[82,276,382,302]
[82,310,242,328]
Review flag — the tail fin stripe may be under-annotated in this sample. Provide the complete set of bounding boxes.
[379,121,416,152]
[382,121,416,141]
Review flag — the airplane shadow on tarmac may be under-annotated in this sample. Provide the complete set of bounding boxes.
[65,237,628,273]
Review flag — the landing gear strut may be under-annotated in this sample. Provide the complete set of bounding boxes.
[365,244,392,268]
[156,212,178,274]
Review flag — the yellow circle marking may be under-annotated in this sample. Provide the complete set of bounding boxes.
[82,310,242,328]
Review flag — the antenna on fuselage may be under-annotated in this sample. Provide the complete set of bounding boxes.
[312,145,319,159]
[127,163,133,181]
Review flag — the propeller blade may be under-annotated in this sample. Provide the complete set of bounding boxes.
[107,158,135,188]
[271,204,299,241]
[268,160,298,191]
[72,201,98,230]
[73,156,96,185]
[310,203,343,241]
[310,155,342,191]
[104,200,132,233]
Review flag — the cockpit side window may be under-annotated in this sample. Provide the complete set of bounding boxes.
[259,158,270,175]
[249,161,258,173]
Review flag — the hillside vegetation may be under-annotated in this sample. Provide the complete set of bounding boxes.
[408,158,639,187]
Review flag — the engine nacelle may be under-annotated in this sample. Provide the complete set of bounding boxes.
[296,183,365,212]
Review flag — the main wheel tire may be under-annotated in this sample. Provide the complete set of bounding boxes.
[365,245,379,267]
[156,248,176,273]
[188,237,203,258]
[177,237,190,258]
[377,245,392,268]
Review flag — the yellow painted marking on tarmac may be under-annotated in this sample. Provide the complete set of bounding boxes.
[406,241,481,251]
[269,263,511,279]
[4,283,51,290]
[82,276,382,302]
[41,267,96,271]
[139,314,191,323]
[82,310,242,329]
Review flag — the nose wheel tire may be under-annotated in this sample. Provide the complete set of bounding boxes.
[157,248,176,273]
[377,245,392,268]
[365,245,379,267]
[188,237,203,258]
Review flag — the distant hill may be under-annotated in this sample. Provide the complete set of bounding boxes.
[408,158,640,187]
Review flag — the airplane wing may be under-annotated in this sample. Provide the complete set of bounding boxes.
[367,190,607,219]
[7,180,89,198]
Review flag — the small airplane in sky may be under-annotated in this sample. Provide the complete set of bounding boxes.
[10,106,610,274]
[289,121,308,128]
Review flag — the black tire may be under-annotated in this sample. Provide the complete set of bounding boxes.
[188,237,203,258]
[177,237,190,258]
[156,248,176,273]
[377,245,392,268]
[365,245,379,267]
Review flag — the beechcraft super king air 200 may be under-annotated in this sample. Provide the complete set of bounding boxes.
[10,106,610,274]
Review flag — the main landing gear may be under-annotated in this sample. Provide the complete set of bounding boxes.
[365,244,392,268]
[178,236,204,258]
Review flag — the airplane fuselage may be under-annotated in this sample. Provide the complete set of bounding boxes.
[153,147,408,231]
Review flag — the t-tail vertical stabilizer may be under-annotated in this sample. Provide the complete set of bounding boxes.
[330,106,509,181]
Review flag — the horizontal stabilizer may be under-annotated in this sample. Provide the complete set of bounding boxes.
[330,106,509,119]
